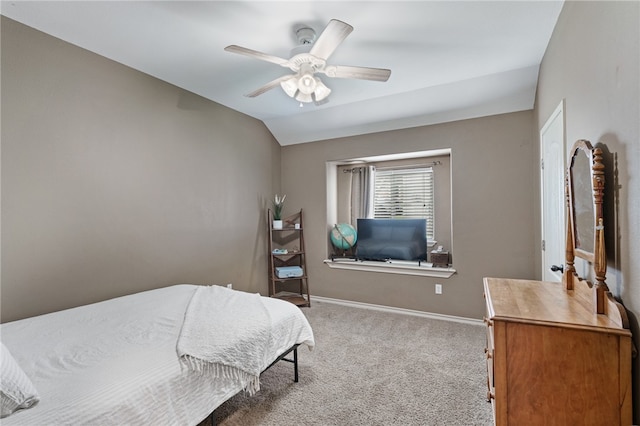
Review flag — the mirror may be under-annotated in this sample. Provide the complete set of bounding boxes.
[569,144,597,258]
[564,139,608,313]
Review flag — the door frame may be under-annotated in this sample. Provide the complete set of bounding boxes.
[540,100,566,281]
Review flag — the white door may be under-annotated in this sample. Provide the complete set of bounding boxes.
[540,101,566,282]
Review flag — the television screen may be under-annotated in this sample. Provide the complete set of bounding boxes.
[356,218,427,261]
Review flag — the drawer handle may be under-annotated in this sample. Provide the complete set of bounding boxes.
[485,350,492,360]
[483,317,493,326]
[486,391,495,401]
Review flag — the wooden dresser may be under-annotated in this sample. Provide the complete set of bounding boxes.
[483,277,632,426]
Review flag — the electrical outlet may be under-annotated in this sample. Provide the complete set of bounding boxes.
[435,284,442,294]
[226,283,232,289]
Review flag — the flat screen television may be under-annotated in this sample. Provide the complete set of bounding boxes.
[356,218,427,261]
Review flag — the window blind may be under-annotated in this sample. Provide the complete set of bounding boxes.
[373,167,435,240]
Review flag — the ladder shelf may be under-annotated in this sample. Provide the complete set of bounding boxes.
[267,209,311,307]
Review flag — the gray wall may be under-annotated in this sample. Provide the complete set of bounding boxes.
[2,0,636,353]
[281,111,536,320]
[534,1,640,419]
[1,17,281,322]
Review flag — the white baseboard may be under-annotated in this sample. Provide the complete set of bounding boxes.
[310,295,483,326]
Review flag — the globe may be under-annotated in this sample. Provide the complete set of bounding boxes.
[330,223,358,250]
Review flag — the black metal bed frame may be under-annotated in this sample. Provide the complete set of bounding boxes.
[207,344,300,425]
[263,343,299,382]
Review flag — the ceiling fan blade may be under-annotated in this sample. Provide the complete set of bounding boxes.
[224,45,290,67]
[309,19,353,61]
[322,65,391,82]
[245,75,296,98]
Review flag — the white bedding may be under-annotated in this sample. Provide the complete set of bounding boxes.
[0,284,314,425]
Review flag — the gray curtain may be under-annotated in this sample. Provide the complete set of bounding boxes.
[349,165,375,225]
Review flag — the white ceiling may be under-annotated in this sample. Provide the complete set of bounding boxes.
[1,1,564,146]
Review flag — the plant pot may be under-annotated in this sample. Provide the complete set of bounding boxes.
[273,220,283,230]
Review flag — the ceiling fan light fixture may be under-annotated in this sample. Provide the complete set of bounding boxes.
[313,78,331,102]
[280,78,298,98]
[297,73,317,95]
[294,91,314,103]
[282,74,330,103]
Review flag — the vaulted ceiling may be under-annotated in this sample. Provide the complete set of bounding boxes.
[1,1,564,145]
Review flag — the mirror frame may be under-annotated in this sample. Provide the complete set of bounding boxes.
[563,139,608,313]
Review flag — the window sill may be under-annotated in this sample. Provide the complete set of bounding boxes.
[323,259,456,278]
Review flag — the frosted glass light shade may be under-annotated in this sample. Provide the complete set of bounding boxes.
[280,78,298,98]
[297,73,317,95]
[294,92,313,103]
[280,74,331,103]
[313,78,331,101]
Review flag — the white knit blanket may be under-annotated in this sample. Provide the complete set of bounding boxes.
[176,285,271,395]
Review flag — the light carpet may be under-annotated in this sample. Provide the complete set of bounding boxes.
[204,300,493,426]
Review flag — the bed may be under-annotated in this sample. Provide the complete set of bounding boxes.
[0,284,315,425]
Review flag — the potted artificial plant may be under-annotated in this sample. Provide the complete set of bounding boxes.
[272,194,286,229]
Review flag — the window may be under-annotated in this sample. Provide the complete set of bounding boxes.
[373,167,435,241]
[326,149,453,276]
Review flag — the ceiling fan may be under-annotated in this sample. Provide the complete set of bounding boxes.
[224,19,391,105]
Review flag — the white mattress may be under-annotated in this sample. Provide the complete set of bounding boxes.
[0,284,314,425]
